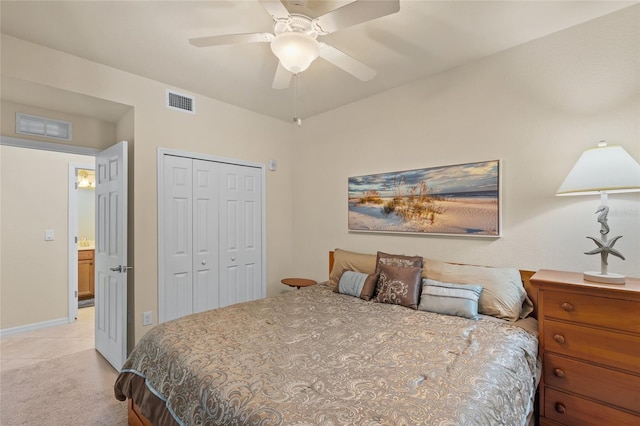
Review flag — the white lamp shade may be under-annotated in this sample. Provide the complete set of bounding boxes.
[270,32,320,74]
[557,144,640,196]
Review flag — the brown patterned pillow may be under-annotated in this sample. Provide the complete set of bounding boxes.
[376,251,423,272]
[374,263,423,310]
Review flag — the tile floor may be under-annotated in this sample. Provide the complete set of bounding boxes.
[0,307,95,372]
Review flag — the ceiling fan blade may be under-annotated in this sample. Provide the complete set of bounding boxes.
[189,33,273,47]
[313,0,400,34]
[318,43,376,81]
[259,0,291,20]
[272,62,292,89]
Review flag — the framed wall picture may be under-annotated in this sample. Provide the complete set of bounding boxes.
[348,160,501,237]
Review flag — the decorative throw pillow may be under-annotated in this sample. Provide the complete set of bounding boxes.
[418,278,483,320]
[329,249,377,290]
[374,263,422,310]
[333,270,379,301]
[422,258,533,321]
[376,251,423,272]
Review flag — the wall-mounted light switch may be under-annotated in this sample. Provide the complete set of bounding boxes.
[143,311,153,326]
[45,230,55,241]
[268,159,277,171]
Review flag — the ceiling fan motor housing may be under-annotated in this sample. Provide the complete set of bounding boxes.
[273,13,318,38]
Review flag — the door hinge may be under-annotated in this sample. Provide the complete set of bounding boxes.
[74,290,78,298]
[75,236,78,244]
[75,182,78,189]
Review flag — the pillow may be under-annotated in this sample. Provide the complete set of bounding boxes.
[333,271,379,301]
[374,263,422,310]
[418,278,483,320]
[329,249,377,290]
[423,258,533,321]
[376,251,423,272]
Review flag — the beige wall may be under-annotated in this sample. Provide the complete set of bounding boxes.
[0,145,94,329]
[1,34,295,346]
[2,6,639,346]
[290,6,640,282]
[1,100,117,149]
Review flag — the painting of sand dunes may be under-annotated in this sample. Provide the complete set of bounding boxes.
[348,160,501,237]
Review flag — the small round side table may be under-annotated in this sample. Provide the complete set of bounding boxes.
[281,278,317,289]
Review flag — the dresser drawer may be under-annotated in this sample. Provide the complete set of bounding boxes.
[545,387,640,426]
[544,320,640,374]
[543,290,640,334]
[544,353,640,413]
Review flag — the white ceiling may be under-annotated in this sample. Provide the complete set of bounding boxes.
[0,0,635,123]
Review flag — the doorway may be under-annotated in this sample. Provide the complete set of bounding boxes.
[68,163,96,323]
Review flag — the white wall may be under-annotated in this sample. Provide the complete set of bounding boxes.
[0,145,94,329]
[1,33,295,346]
[290,6,640,282]
[78,188,95,241]
[2,5,638,344]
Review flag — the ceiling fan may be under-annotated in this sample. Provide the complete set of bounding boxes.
[189,0,400,89]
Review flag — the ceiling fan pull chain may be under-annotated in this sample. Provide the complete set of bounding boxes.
[293,73,302,126]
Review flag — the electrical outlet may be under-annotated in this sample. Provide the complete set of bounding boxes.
[143,311,153,326]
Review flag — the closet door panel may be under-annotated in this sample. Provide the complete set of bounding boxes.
[219,164,263,307]
[242,173,262,301]
[192,160,219,313]
[162,155,193,322]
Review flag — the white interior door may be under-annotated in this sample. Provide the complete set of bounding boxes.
[160,157,220,322]
[218,163,263,307]
[95,141,128,371]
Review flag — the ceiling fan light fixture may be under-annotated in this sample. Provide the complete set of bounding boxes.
[270,31,319,74]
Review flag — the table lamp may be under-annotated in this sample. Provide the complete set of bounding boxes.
[557,141,640,284]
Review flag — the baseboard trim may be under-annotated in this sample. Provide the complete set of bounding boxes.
[0,317,71,338]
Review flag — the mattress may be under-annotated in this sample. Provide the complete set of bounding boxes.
[115,283,539,425]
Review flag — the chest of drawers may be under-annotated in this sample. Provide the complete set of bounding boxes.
[531,270,640,426]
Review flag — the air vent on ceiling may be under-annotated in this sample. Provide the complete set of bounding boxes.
[166,90,195,114]
[16,113,72,141]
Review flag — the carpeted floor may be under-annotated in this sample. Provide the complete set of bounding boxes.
[0,349,128,425]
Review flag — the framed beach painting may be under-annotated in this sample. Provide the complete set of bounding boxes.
[348,160,501,237]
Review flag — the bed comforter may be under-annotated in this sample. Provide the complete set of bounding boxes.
[115,284,539,425]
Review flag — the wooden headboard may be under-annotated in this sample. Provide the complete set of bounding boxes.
[329,251,538,319]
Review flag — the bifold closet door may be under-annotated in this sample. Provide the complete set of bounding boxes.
[218,162,263,307]
[162,156,218,322]
[192,159,220,313]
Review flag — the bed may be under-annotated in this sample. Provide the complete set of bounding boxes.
[115,250,540,425]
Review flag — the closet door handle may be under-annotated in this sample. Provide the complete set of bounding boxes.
[202,260,207,265]
[231,257,236,262]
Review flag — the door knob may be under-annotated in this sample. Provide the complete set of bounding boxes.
[231,257,236,261]
[202,260,207,265]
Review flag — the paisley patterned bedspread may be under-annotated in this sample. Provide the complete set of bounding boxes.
[115,284,539,426]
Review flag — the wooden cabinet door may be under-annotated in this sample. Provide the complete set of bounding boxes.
[78,257,94,299]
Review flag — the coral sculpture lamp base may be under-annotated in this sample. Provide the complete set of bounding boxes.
[584,271,626,285]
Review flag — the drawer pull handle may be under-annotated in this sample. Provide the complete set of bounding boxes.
[553,368,565,378]
[555,403,566,414]
[560,302,574,312]
[553,334,566,344]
